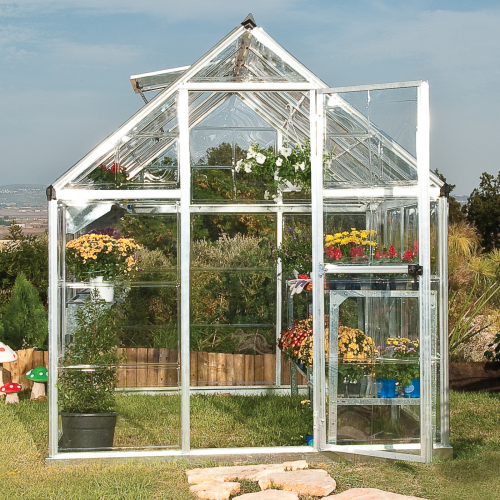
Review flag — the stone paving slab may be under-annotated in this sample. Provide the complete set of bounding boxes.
[258,469,336,497]
[236,490,299,500]
[323,488,427,500]
[189,481,240,500]
[186,460,308,484]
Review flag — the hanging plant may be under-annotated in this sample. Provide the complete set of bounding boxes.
[234,139,335,196]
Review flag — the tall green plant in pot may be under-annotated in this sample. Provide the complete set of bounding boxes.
[58,290,121,450]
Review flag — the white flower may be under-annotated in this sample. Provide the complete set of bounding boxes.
[255,153,266,164]
[264,190,270,200]
[275,157,283,167]
[294,164,299,172]
[235,159,243,173]
[324,159,332,168]
[244,164,252,173]
[299,162,305,171]
[272,192,282,203]
[280,147,292,158]
[247,144,257,159]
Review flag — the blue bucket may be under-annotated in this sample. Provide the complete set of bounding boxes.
[404,379,420,398]
[376,378,397,398]
[306,434,314,446]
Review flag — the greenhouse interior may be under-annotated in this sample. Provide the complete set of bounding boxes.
[47,15,451,463]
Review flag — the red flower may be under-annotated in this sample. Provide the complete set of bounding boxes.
[413,240,418,255]
[110,162,120,173]
[381,251,387,258]
[333,247,342,261]
[401,249,414,262]
[389,244,397,258]
[99,163,107,170]
[375,248,380,260]
[326,245,334,259]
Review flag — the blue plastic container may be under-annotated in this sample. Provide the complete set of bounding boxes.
[376,378,397,398]
[404,379,420,398]
[306,434,314,446]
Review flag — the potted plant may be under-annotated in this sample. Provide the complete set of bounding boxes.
[338,326,377,397]
[374,338,420,398]
[58,290,122,450]
[66,229,141,301]
[391,338,420,398]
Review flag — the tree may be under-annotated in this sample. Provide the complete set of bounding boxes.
[434,169,465,224]
[0,224,48,307]
[464,172,500,251]
[2,272,48,350]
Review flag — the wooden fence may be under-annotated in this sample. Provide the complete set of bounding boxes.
[1,349,48,389]
[1,349,306,389]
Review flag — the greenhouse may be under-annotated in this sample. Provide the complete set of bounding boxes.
[47,14,451,463]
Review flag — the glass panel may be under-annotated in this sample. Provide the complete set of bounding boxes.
[189,214,310,449]
[190,94,278,204]
[327,288,422,447]
[369,88,417,158]
[188,35,307,83]
[59,203,180,453]
[323,201,419,266]
[66,93,179,190]
[324,90,418,188]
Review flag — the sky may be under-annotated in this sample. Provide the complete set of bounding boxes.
[1,0,499,195]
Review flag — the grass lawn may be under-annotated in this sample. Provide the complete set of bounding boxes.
[1,391,500,499]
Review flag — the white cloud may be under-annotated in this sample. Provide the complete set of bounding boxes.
[0,24,143,65]
[0,0,295,20]
[322,8,500,84]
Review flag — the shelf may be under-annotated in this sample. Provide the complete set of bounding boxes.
[336,397,420,406]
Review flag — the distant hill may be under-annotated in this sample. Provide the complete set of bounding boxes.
[0,184,46,205]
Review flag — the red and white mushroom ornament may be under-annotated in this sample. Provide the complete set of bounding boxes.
[1,382,22,404]
[0,342,18,388]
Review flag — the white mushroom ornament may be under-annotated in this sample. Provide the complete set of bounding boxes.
[1,382,22,404]
[0,342,18,387]
[26,366,48,400]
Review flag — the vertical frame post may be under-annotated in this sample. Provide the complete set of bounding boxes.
[311,90,326,450]
[178,88,191,453]
[439,195,450,446]
[276,207,283,388]
[47,199,59,458]
[417,81,433,463]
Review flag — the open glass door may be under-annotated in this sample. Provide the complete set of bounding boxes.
[312,82,436,462]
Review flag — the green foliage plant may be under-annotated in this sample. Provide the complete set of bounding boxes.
[2,272,48,350]
[87,162,127,186]
[448,223,500,358]
[190,233,276,354]
[464,171,500,251]
[0,224,48,307]
[235,139,334,195]
[58,290,121,413]
[274,225,312,279]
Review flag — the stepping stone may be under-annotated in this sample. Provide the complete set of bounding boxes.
[236,491,299,500]
[258,469,336,497]
[189,481,240,500]
[323,488,427,499]
[186,460,308,484]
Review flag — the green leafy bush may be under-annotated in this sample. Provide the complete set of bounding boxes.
[1,272,47,350]
[58,291,121,413]
[0,224,48,307]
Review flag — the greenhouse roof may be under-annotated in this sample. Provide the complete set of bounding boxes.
[53,14,442,193]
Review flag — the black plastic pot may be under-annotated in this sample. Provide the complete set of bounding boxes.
[60,412,117,450]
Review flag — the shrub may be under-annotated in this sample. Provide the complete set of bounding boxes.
[1,272,48,350]
[58,291,121,413]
